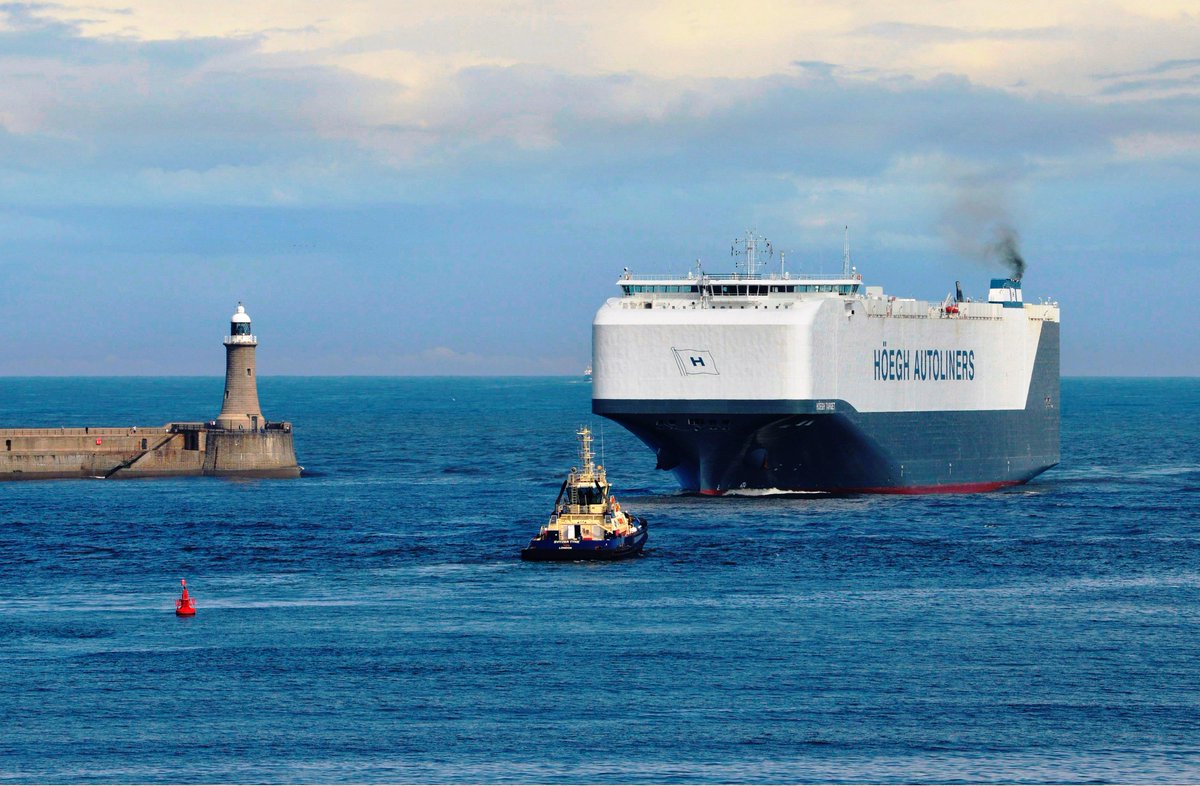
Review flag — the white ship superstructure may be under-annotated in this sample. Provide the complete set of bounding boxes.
[592,233,1060,494]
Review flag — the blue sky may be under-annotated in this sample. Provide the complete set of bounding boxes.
[1,1,1197,375]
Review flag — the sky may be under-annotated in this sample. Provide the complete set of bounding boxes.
[0,0,1197,376]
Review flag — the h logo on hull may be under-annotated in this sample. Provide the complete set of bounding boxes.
[672,348,719,376]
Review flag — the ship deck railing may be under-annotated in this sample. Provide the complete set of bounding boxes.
[622,271,860,282]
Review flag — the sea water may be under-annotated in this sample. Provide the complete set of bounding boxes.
[1,377,1198,783]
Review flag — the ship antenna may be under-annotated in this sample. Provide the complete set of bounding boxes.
[578,425,595,475]
[843,225,851,278]
[733,230,771,278]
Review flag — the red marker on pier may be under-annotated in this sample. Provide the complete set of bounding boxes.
[175,579,196,616]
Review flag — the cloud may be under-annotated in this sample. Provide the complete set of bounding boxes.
[1112,132,1200,160]
[1099,74,1200,96]
[3,1,1200,218]
[1092,57,1200,97]
[1,2,1199,374]
[854,21,1064,43]
[1094,57,1200,80]
[11,1,1200,94]
[791,60,838,77]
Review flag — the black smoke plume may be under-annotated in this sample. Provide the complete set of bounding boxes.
[939,177,1028,281]
[989,223,1025,281]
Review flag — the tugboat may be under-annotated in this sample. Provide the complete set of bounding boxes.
[520,427,648,561]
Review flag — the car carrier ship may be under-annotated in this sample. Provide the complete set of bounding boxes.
[591,232,1060,494]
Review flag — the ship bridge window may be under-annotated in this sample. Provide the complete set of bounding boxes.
[624,284,696,294]
[572,486,605,506]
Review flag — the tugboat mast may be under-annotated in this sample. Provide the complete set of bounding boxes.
[578,426,599,479]
[578,424,592,472]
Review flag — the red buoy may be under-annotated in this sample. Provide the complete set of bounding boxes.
[175,579,196,616]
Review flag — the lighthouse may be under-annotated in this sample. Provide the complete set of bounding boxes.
[215,302,264,431]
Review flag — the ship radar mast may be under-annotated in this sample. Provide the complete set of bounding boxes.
[843,225,851,277]
[732,231,773,277]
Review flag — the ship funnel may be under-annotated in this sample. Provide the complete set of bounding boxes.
[988,278,1023,308]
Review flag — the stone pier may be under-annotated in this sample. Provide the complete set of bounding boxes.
[0,303,300,481]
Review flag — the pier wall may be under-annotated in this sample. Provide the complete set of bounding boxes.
[0,425,299,480]
[202,430,299,477]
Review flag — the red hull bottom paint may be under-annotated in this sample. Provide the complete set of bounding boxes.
[840,480,1021,495]
[699,480,1021,496]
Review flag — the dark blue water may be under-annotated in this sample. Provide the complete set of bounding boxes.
[1,377,1198,783]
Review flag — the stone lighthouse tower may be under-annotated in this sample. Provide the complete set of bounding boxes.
[215,302,264,430]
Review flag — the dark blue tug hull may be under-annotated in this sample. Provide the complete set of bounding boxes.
[594,325,1059,495]
[520,520,648,561]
